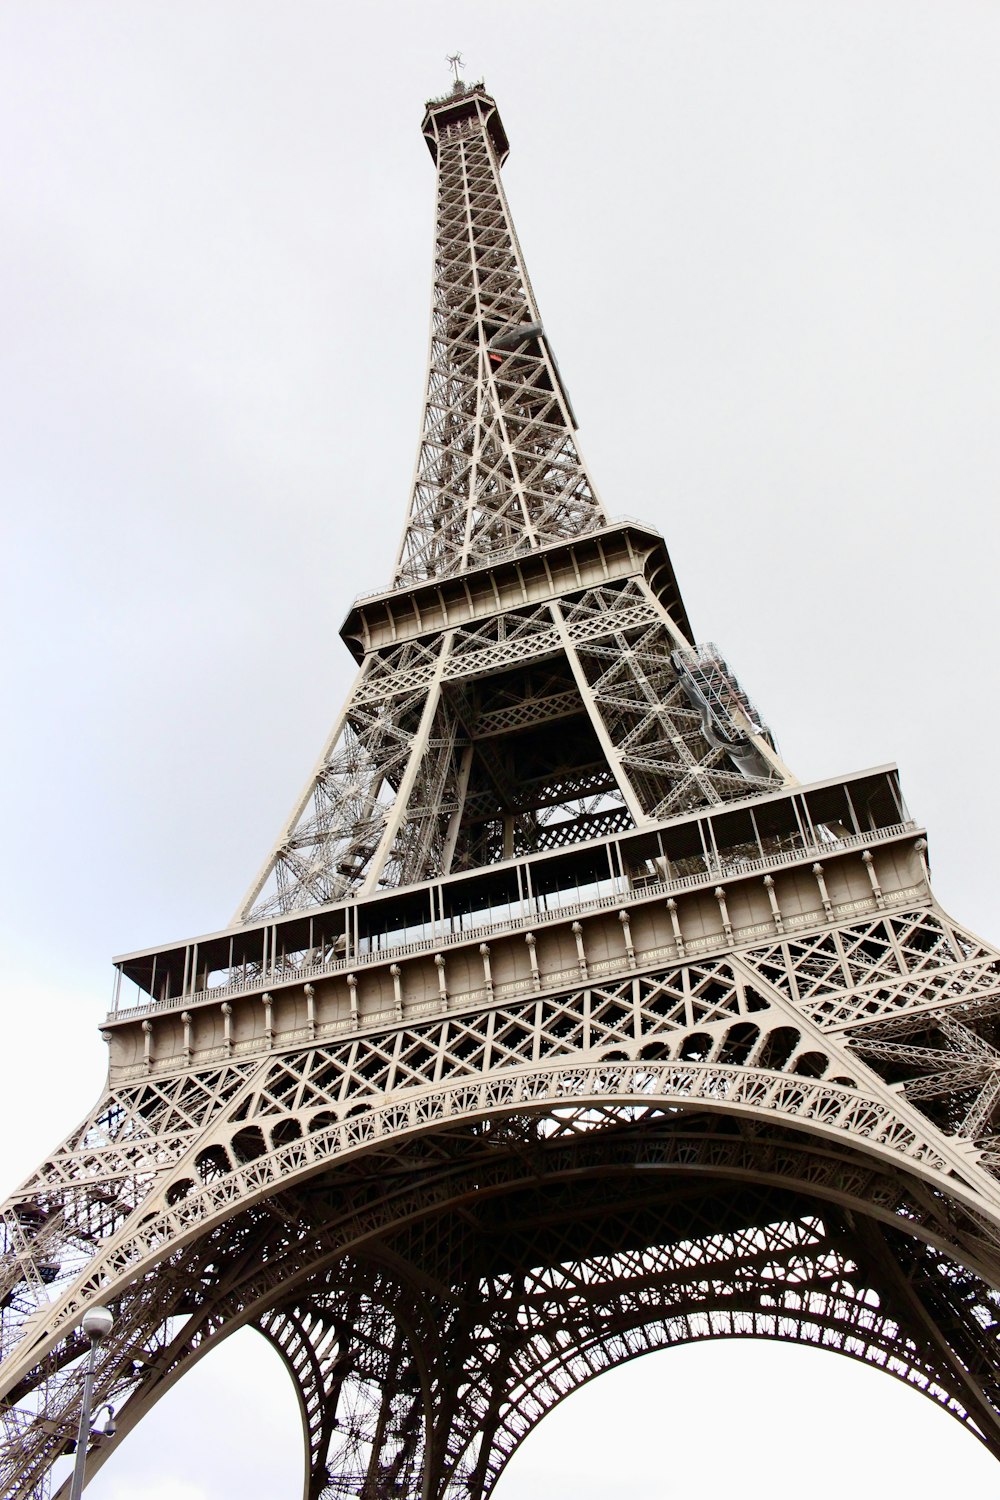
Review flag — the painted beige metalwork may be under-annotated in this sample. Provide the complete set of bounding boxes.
[3,76,1000,1500]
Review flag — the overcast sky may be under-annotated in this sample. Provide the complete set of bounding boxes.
[2,3,999,1496]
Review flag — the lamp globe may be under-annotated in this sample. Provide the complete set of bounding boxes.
[81,1306,113,1341]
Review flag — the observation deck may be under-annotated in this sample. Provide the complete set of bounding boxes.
[421,81,510,165]
[104,766,925,1084]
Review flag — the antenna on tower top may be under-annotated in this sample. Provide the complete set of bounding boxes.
[446,52,465,93]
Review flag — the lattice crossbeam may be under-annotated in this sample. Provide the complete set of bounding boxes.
[4,77,1000,1500]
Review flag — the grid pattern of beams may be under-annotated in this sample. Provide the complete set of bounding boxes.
[3,79,1000,1500]
[394,86,605,586]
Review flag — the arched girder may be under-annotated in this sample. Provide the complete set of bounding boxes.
[431,1212,1000,1498]
[14,1047,1000,1410]
[448,1305,985,1499]
[27,1110,1000,1500]
[10,914,1000,1409]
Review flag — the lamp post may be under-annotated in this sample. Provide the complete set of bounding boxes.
[68,1305,113,1500]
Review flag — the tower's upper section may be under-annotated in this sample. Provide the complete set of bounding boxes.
[392,82,608,587]
[420,80,510,165]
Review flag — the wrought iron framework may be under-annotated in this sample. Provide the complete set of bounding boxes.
[3,75,1000,1500]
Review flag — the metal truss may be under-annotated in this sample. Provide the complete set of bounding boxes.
[5,892,1000,1495]
[393,85,605,587]
[240,575,784,922]
[5,1102,1000,1499]
[4,78,1000,1499]
[259,1273,429,1500]
[233,77,790,924]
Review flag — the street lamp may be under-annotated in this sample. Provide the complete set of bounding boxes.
[68,1305,113,1500]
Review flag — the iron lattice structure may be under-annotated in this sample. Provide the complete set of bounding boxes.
[4,78,1000,1499]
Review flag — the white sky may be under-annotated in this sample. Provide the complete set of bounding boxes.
[1,2,999,1496]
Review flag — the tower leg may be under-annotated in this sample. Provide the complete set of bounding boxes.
[258,1268,432,1500]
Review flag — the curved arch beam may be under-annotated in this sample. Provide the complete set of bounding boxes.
[14,1109,1000,1499]
[436,1218,1000,1497]
[14,1055,1000,1392]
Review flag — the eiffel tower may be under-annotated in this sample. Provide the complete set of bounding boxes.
[4,72,1000,1500]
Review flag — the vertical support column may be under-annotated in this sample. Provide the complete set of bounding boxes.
[525,932,541,991]
[359,638,453,897]
[714,888,733,945]
[666,899,685,957]
[441,745,475,876]
[572,922,588,978]
[812,864,833,920]
[618,910,636,970]
[479,944,493,1000]
[549,603,648,825]
[262,993,273,1048]
[863,850,886,908]
[434,954,448,1011]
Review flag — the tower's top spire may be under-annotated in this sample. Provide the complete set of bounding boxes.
[399,81,603,584]
[445,51,465,93]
